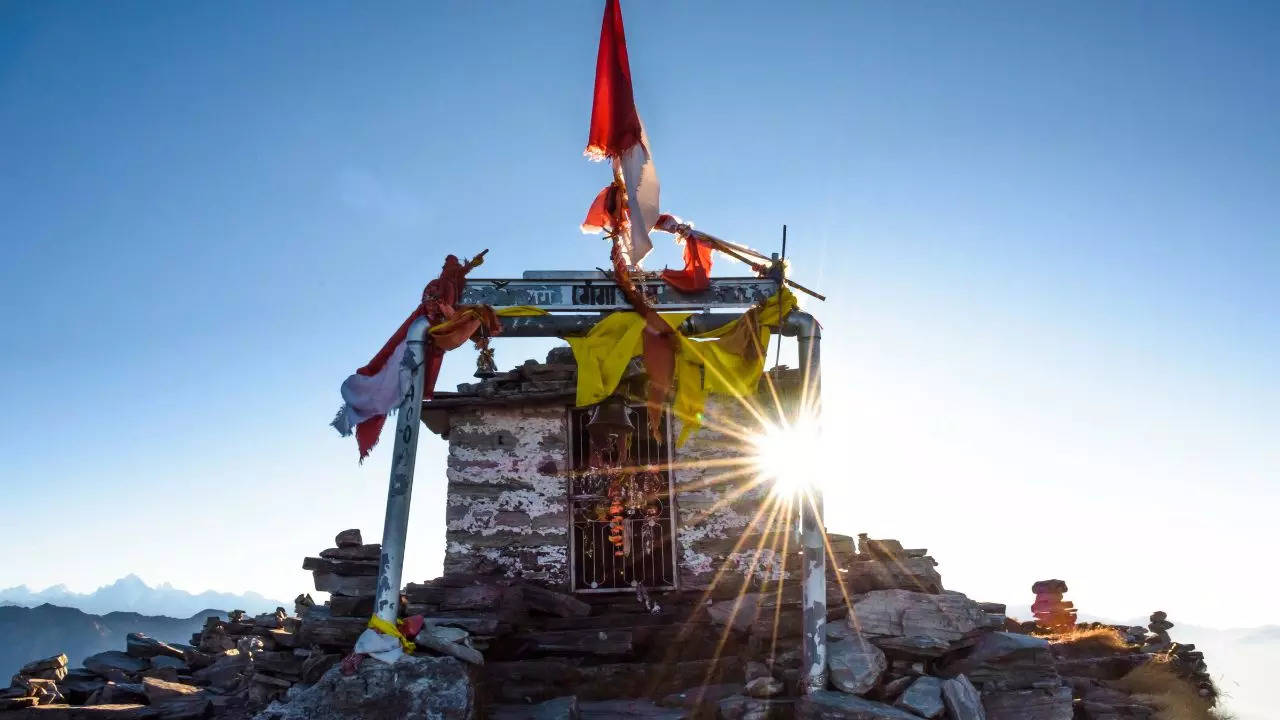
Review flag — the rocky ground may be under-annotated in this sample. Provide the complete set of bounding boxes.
[0,531,1225,719]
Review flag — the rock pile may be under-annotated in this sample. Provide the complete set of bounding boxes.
[1030,579,1076,633]
[1,534,1223,720]
[844,535,943,595]
[1,654,68,710]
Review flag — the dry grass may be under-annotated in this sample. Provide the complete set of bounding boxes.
[1047,626,1135,657]
[1113,658,1232,720]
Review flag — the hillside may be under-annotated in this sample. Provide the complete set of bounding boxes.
[0,603,221,680]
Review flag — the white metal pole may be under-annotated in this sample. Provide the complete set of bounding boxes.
[794,314,827,693]
[373,316,430,625]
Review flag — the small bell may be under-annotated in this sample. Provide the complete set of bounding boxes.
[586,395,635,447]
[474,345,497,379]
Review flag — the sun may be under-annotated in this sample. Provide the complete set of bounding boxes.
[751,417,826,501]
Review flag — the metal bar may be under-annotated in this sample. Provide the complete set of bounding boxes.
[788,311,827,693]
[373,316,430,625]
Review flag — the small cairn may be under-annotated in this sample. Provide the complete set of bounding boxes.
[1145,610,1174,650]
[1031,579,1077,632]
[0,654,68,709]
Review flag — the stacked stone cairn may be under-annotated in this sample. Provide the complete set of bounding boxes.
[1031,579,1077,633]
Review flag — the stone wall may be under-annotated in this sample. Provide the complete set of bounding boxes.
[671,395,782,591]
[433,354,801,594]
[442,404,572,587]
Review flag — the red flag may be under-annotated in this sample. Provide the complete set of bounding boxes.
[582,0,660,267]
[586,0,642,160]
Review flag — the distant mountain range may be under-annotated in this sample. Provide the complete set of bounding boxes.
[0,603,221,681]
[0,574,287,618]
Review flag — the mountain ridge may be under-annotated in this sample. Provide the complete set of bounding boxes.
[0,603,223,681]
[0,574,287,618]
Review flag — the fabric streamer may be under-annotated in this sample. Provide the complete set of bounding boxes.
[567,287,798,445]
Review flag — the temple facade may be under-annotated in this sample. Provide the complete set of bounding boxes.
[421,347,801,594]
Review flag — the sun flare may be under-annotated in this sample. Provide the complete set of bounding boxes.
[751,418,826,500]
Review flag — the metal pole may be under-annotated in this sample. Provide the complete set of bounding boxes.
[790,312,827,693]
[373,316,430,625]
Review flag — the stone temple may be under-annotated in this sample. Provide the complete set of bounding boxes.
[421,346,809,595]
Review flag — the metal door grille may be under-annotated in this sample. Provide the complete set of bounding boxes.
[568,405,678,593]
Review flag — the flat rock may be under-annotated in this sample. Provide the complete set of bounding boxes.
[20,654,68,675]
[659,684,742,710]
[871,635,951,659]
[577,699,687,719]
[254,654,473,720]
[126,634,186,661]
[941,675,986,720]
[827,634,887,695]
[848,590,988,645]
[744,676,783,698]
[982,686,1073,720]
[846,558,943,594]
[319,544,381,561]
[795,691,922,719]
[146,656,187,672]
[489,695,580,719]
[523,584,591,618]
[84,652,149,677]
[87,682,148,706]
[303,556,378,576]
[892,676,944,718]
[414,628,484,665]
[938,632,1057,690]
[718,695,794,720]
[311,572,376,596]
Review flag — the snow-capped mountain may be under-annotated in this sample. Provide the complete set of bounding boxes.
[0,575,286,618]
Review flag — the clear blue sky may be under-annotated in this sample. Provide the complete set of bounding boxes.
[1,1,1276,628]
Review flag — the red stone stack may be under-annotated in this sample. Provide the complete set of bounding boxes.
[1031,579,1077,632]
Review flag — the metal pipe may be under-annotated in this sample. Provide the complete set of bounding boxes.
[785,311,827,693]
[373,315,430,625]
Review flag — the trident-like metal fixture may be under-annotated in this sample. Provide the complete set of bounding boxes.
[372,272,826,692]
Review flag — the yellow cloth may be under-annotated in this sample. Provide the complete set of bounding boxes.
[495,306,550,317]
[567,312,692,407]
[367,614,416,654]
[567,288,798,446]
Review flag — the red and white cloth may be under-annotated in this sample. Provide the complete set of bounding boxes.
[582,0,660,268]
[330,307,429,463]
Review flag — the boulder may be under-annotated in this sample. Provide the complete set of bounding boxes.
[892,676,944,718]
[941,675,986,720]
[127,633,187,661]
[335,528,363,547]
[826,633,887,695]
[85,651,149,677]
[795,691,922,719]
[490,695,580,719]
[848,590,987,645]
[254,654,474,720]
[982,686,1073,720]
